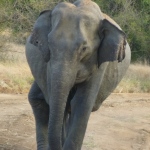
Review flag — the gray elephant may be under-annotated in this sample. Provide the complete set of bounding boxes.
[25,0,131,149]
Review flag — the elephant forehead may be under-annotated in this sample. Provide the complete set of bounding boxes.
[52,7,99,32]
[52,2,76,19]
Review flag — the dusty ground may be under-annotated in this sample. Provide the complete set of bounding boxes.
[0,93,150,150]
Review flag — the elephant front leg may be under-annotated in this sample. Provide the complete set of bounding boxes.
[63,83,97,150]
[28,82,49,150]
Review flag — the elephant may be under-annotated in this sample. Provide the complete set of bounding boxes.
[25,0,131,149]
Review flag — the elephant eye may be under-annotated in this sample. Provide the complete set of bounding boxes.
[36,41,38,44]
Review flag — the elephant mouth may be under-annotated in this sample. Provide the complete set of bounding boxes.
[75,77,86,84]
[75,75,92,84]
[75,70,93,84]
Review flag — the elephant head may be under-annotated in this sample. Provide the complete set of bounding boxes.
[29,1,126,66]
[26,0,130,149]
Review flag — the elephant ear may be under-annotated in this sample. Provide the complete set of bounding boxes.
[39,10,50,16]
[30,10,52,62]
[98,19,126,67]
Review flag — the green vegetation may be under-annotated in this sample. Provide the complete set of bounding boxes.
[0,0,57,44]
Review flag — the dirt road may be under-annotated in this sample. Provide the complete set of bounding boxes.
[0,93,150,150]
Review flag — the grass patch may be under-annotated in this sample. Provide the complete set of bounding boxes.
[115,63,150,93]
[0,62,33,94]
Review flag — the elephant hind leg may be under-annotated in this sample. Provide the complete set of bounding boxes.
[28,81,49,150]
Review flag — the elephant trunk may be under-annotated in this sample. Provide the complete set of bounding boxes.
[47,60,76,150]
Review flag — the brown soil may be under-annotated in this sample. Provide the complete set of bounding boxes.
[0,93,150,150]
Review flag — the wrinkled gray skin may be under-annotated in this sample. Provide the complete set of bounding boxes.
[25,0,131,149]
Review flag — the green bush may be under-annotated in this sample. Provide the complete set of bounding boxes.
[0,0,60,43]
